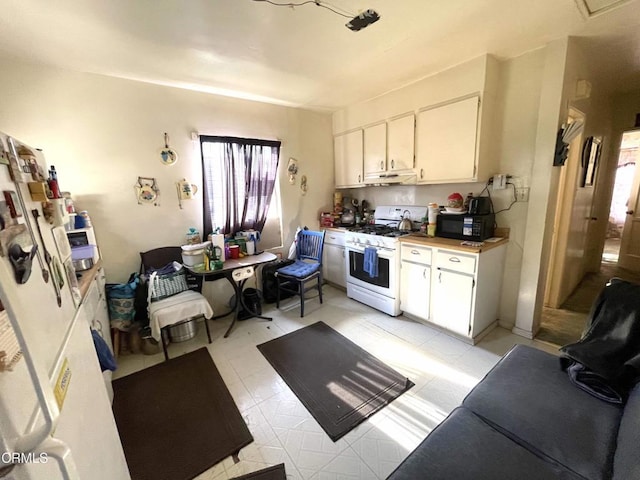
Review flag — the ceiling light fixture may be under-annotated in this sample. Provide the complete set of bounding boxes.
[251,0,380,31]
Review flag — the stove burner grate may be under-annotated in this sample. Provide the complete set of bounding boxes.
[347,225,412,237]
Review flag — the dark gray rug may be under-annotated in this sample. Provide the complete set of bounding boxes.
[257,321,414,441]
[113,348,253,480]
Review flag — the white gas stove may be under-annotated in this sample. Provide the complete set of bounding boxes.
[345,205,428,316]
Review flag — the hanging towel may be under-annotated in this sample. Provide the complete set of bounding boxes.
[91,329,117,372]
[363,246,379,278]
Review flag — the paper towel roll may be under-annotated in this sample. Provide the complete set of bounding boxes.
[428,204,439,224]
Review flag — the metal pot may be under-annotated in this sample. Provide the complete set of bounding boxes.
[341,209,355,225]
[398,210,412,232]
[73,257,93,271]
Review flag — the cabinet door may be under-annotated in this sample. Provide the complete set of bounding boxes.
[432,269,473,337]
[416,96,479,183]
[334,130,363,187]
[387,114,415,171]
[363,123,387,176]
[400,261,431,320]
[324,244,346,288]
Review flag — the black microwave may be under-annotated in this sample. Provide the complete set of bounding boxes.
[436,213,495,241]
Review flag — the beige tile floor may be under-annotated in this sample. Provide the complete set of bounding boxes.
[114,285,557,480]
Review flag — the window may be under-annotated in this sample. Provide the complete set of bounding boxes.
[201,136,281,245]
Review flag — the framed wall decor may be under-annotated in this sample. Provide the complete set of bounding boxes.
[6,137,32,183]
[580,136,602,187]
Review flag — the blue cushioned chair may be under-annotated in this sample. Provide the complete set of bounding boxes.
[275,229,325,317]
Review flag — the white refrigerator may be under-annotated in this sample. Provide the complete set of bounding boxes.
[0,132,130,479]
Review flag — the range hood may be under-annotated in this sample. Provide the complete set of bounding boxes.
[363,172,417,186]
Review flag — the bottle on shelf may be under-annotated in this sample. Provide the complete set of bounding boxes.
[420,217,428,234]
[464,192,473,212]
[47,165,61,199]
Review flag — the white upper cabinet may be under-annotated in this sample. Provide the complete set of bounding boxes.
[415,95,480,184]
[387,113,415,172]
[334,129,364,188]
[363,122,387,176]
[333,56,499,186]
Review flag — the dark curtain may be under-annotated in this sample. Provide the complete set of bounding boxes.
[201,136,281,236]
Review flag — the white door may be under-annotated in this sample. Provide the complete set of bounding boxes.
[387,114,415,171]
[416,96,479,183]
[432,269,473,337]
[363,123,387,176]
[324,244,346,288]
[334,130,363,187]
[400,261,430,320]
[619,143,640,270]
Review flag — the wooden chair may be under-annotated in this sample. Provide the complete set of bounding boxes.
[140,247,213,361]
[275,230,325,317]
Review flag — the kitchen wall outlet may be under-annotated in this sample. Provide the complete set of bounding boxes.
[515,187,530,202]
[493,174,507,190]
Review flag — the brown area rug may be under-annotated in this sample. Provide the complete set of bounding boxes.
[113,348,253,480]
[230,463,286,480]
[257,321,414,441]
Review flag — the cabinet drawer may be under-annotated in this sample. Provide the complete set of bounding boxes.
[325,230,346,247]
[401,244,432,265]
[435,250,476,274]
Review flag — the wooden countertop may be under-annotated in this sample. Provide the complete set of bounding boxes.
[77,259,103,299]
[398,234,509,253]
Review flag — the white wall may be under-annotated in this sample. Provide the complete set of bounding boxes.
[491,48,546,328]
[513,39,569,338]
[0,56,334,290]
[333,55,492,134]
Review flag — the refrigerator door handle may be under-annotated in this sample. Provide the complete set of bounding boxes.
[1,282,61,454]
[36,436,80,480]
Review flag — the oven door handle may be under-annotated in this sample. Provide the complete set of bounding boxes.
[347,246,395,255]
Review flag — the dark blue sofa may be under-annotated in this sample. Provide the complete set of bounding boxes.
[388,344,640,480]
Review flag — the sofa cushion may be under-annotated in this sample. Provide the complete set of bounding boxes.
[612,382,640,480]
[387,407,583,480]
[463,345,623,480]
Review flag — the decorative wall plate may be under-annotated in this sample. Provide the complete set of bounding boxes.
[160,147,178,166]
[138,185,158,204]
[159,132,178,166]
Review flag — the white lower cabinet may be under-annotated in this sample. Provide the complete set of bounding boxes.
[400,241,506,342]
[400,244,431,320]
[432,268,474,336]
[323,230,346,288]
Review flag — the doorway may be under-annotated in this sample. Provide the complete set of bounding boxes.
[537,129,640,347]
[613,130,640,269]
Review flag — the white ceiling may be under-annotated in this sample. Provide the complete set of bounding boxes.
[1,0,640,111]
